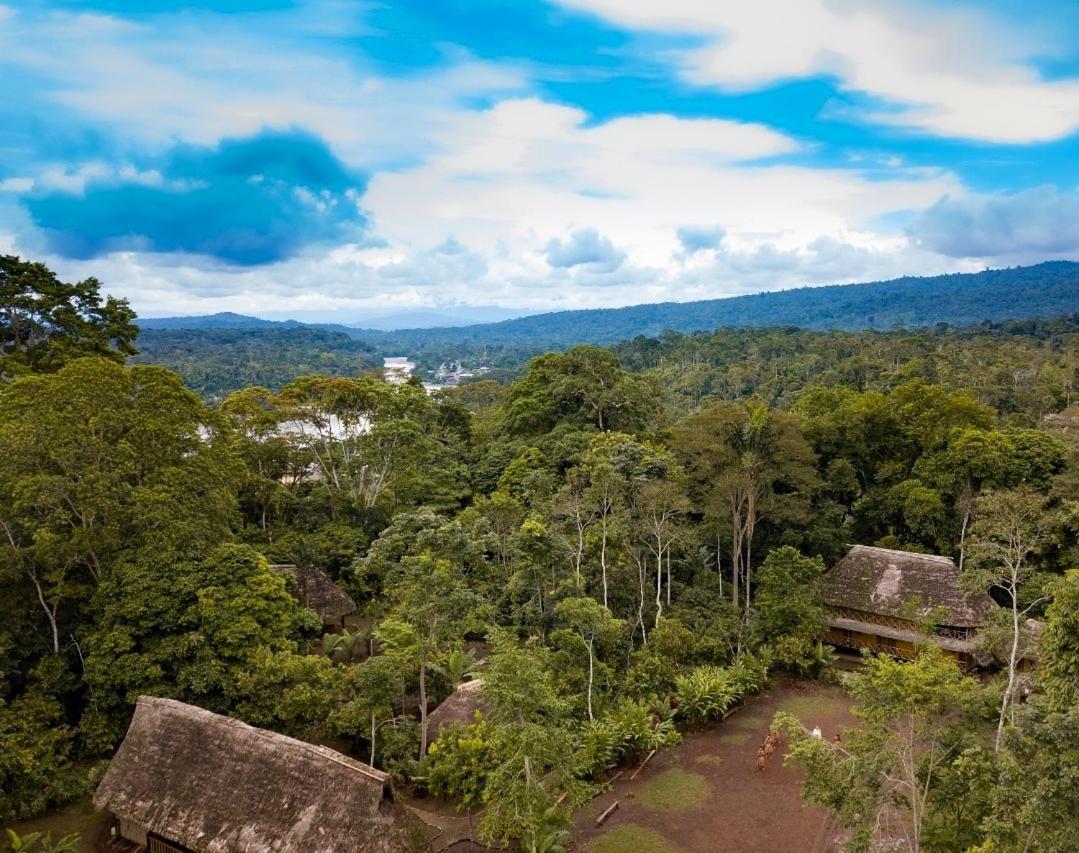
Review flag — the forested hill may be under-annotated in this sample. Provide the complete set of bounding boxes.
[365,262,1079,355]
[131,326,379,400]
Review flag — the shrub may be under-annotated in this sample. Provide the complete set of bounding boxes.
[578,699,681,776]
[421,719,501,809]
[674,666,737,722]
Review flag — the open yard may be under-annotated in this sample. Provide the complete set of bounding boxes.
[573,678,855,853]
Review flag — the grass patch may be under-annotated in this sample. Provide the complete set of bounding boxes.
[587,824,681,853]
[694,754,723,766]
[4,797,106,853]
[718,732,750,745]
[636,768,710,813]
[778,694,848,721]
[728,713,767,731]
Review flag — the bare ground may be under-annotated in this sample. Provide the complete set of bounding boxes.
[573,677,855,853]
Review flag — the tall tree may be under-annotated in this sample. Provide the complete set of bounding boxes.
[776,646,979,853]
[0,359,239,657]
[672,402,817,613]
[505,345,659,435]
[376,555,488,757]
[966,486,1055,751]
[0,256,137,377]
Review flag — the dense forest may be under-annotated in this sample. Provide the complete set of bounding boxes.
[131,327,380,400]
[2,256,1078,852]
[133,262,1079,386]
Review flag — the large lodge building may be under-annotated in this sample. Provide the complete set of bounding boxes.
[821,545,997,670]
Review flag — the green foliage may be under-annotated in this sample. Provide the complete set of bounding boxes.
[84,544,318,743]
[0,255,137,378]
[422,718,501,810]
[674,666,737,723]
[0,693,88,823]
[751,546,826,652]
[133,327,379,401]
[3,829,79,853]
[505,345,659,435]
[775,646,983,852]
[577,698,681,777]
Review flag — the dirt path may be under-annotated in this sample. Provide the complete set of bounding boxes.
[573,678,855,853]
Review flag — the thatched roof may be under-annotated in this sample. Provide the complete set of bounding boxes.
[95,697,426,853]
[270,563,356,622]
[427,680,489,744]
[821,545,995,628]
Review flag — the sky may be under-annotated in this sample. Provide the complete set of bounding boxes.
[3,0,1079,321]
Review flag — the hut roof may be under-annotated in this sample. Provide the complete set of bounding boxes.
[426,680,489,744]
[94,697,425,853]
[270,563,356,622]
[821,545,996,628]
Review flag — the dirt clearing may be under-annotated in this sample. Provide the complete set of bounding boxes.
[573,678,854,853]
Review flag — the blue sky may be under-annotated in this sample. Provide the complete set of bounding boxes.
[2,0,1079,320]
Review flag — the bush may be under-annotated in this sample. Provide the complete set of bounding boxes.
[578,699,681,776]
[421,719,502,809]
[674,655,771,724]
[674,666,737,723]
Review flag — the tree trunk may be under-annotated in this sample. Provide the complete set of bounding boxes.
[654,542,663,629]
[28,570,60,655]
[636,553,648,646]
[996,588,1021,752]
[418,661,428,759]
[957,499,971,571]
[586,636,595,722]
[370,711,377,767]
[600,512,609,607]
[716,530,724,598]
[666,547,671,607]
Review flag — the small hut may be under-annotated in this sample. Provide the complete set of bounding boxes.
[270,563,357,627]
[821,545,996,670]
[94,697,427,853]
[426,679,490,748]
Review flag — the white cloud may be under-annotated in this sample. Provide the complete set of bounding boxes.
[556,0,1079,143]
[0,5,527,170]
[545,228,626,272]
[2,95,979,318]
[365,98,960,268]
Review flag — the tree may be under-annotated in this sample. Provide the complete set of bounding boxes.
[672,402,818,614]
[84,545,319,743]
[551,597,626,720]
[0,359,239,657]
[505,345,659,435]
[0,256,137,377]
[984,570,1079,852]
[477,630,585,853]
[966,486,1055,750]
[376,555,488,757]
[751,546,826,668]
[276,374,441,517]
[333,654,406,768]
[775,646,980,853]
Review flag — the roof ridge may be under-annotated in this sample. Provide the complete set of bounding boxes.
[848,544,954,564]
[136,696,389,786]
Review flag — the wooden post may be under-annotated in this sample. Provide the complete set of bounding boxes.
[595,801,619,827]
[629,749,656,780]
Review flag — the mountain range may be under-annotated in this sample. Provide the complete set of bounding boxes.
[140,262,1079,356]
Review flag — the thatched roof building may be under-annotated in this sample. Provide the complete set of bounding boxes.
[426,680,489,746]
[270,563,356,625]
[95,697,427,853]
[821,545,996,668]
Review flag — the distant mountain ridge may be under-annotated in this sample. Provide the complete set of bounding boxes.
[140,262,1079,354]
